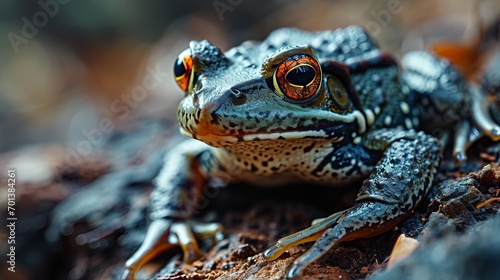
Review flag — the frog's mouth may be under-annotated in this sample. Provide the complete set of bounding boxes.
[180,126,345,147]
[179,109,365,148]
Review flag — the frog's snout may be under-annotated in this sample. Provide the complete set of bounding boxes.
[178,91,239,144]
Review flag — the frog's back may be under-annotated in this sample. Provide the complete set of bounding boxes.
[256,27,416,132]
[227,26,379,66]
[263,27,379,61]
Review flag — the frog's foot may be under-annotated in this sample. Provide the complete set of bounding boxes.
[263,211,344,262]
[172,221,224,262]
[470,86,500,141]
[453,86,500,164]
[264,201,403,279]
[121,219,223,280]
[451,121,481,164]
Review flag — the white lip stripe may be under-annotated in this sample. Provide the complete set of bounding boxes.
[242,130,342,141]
[180,128,345,144]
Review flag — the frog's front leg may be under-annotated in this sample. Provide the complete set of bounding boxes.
[122,140,223,280]
[264,128,441,279]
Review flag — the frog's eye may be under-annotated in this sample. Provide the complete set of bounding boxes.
[174,49,193,92]
[274,54,322,101]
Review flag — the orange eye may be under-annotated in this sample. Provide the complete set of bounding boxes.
[274,54,322,101]
[174,49,193,92]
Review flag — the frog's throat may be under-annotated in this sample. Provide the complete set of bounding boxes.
[179,109,366,148]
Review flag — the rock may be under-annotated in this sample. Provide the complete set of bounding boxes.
[372,215,500,280]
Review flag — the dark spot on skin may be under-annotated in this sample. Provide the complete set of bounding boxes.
[210,112,220,125]
[250,164,258,172]
[303,142,316,153]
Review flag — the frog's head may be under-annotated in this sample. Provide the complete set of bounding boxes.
[173,39,366,148]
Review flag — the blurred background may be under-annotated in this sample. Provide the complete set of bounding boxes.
[0,0,499,279]
[0,0,499,153]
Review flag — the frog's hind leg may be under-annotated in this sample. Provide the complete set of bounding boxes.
[403,51,499,163]
[450,86,499,164]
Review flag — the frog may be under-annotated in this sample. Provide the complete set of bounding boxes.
[121,26,500,279]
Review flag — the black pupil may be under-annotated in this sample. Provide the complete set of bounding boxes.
[174,58,186,77]
[286,65,315,86]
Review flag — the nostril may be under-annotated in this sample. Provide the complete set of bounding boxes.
[230,88,243,98]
